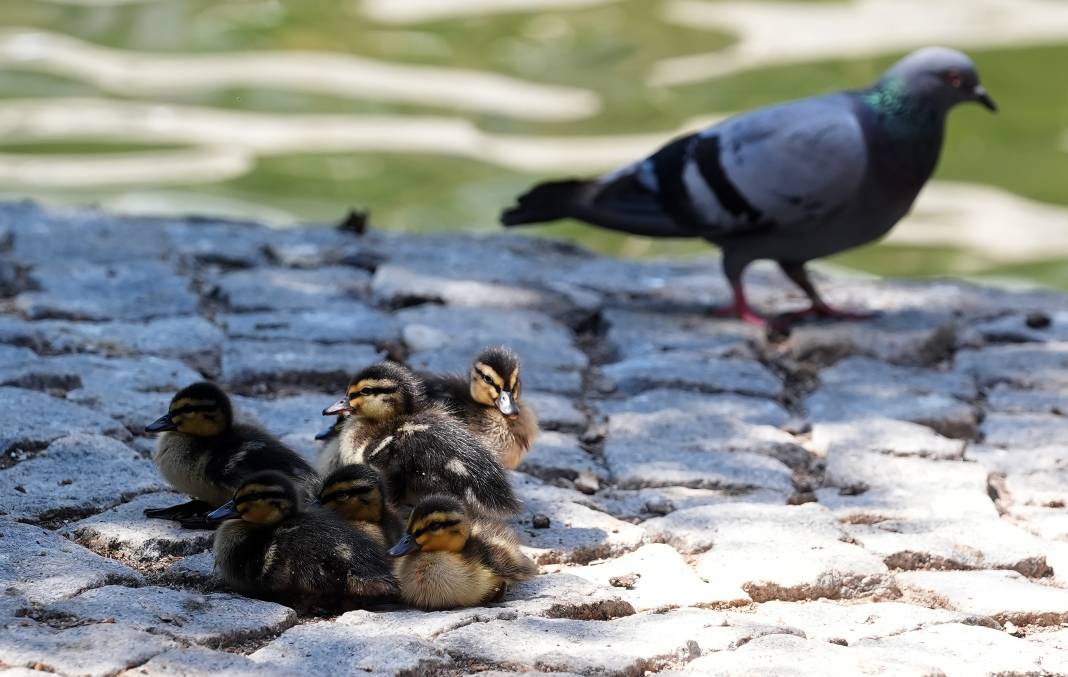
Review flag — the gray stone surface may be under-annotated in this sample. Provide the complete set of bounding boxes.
[0,434,160,522]
[47,585,296,647]
[0,386,127,456]
[0,619,176,677]
[18,261,197,321]
[9,204,1068,673]
[645,504,890,601]
[0,521,142,604]
[221,339,382,390]
[61,492,213,563]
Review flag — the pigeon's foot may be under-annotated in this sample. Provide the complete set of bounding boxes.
[710,303,766,327]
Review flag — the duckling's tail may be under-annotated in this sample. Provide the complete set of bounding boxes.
[500,179,589,226]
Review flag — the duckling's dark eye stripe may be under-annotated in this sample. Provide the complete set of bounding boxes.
[349,387,397,397]
[411,519,461,537]
[320,487,374,502]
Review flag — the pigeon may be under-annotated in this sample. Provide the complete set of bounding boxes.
[501,47,997,326]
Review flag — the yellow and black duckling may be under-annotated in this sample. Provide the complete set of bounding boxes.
[318,464,404,548]
[144,382,319,528]
[388,495,537,610]
[423,346,539,470]
[209,470,398,610]
[321,362,520,518]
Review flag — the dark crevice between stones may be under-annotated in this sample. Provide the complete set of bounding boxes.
[571,308,612,496]
[1,439,53,469]
[885,550,1051,579]
[379,295,445,312]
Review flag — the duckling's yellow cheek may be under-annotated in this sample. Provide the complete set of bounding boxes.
[469,381,496,407]
[421,530,466,553]
[243,503,282,524]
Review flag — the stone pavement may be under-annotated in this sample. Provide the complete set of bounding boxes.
[2,202,1068,676]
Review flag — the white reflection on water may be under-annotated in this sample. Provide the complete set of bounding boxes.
[357,0,618,24]
[0,29,600,122]
[654,0,1068,86]
[0,98,715,172]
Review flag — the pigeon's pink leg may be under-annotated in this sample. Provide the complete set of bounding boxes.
[780,262,875,322]
[711,283,766,327]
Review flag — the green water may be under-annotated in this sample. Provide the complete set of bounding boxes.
[1,0,1067,287]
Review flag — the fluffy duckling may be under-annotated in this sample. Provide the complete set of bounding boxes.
[209,470,398,610]
[321,362,520,518]
[318,464,404,548]
[423,346,539,470]
[388,495,537,610]
[144,382,318,527]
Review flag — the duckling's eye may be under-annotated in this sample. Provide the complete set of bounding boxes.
[481,374,493,385]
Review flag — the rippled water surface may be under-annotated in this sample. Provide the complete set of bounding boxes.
[2,0,1068,287]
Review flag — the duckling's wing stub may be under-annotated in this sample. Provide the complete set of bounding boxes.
[210,425,320,497]
[470,521,538,581]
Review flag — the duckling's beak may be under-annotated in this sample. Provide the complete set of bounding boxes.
[144,413,177,433]
[322,398,351,416]
[496,391,518,418]
[387,534,420,557]
[207,500,239,521]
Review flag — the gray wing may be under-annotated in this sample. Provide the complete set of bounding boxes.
[636,95,869,237]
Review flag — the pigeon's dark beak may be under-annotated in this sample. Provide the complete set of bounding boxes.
[207,500,239,521]
[973,85,997,112]
[144,413,177,433]
[495,391,519,418]
[387,534,420,557]
[322,398,351,416]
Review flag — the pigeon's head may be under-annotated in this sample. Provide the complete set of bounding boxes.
[883,47,996,113]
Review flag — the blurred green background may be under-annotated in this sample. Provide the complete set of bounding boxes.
[1,0,1067,286]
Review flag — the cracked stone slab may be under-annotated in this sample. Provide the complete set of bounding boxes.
[598,389,790,427]
[249,616,451,677]
[667,633,939,676]
[163,218,273,269]
[785,310,957,366]
[897,570,1068,626]
[373,263,579,314]
[0,434,160,523]
[0,521,143,604]
[807,387,976,440]
[436,607,799,675]
[518,431,605,483]
[61,492,213,563]
[35,316,225,367]
[568,543,750,611]
[524,391,585,432]
[118,646,275,677]
[503,572,635,620]
[817,450,997,521]
[969,310,1068,343]
[986,383,1068,414]
[0,386,127,457]
[67,388,174,433]
[219,304,398,345]
[585,485,789,521]
[845,517,1052,577]
[982,412,1068,448]
[604,410,799,490]
[211,265,370,312]
[221,340,382,391]
[163,551,218,588]
[600,307,758,361]
[968,443,1068,508]
[811,418,965,460]
[955,342,1068,390]
[18,261,197,321]
[0,619,176,677]
[854,623,1068,675]
[12,208,169,266]
[749,600,976,645]
[600,353,781,399]
[512,477,644,564]
[47,585,296,648]
[645,503,890,602]
[0,353,201,399]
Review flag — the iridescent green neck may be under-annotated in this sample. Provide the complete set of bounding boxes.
[863,76,941,138]
[863,77,910,116]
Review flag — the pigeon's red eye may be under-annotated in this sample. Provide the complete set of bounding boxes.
[944,70,962,88]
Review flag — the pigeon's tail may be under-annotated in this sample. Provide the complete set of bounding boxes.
[500,179,589,227]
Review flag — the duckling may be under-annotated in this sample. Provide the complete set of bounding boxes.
[318,464,404,548]
[423,346,539,470]
[388,495,537,610]
[144,382,319,528]
[321,361,520,518]
[209,470,398,610]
